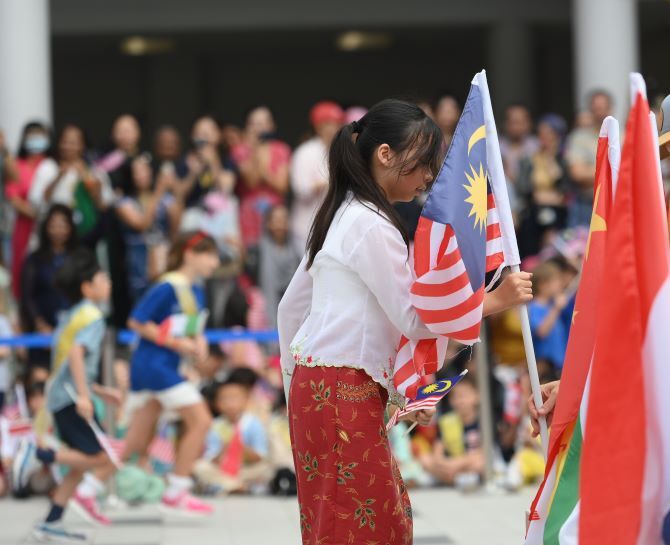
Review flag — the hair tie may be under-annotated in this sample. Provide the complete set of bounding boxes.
[351,120,362,134]
[185,231,207,251]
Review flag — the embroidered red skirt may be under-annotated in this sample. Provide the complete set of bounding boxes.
[288,365,413,545]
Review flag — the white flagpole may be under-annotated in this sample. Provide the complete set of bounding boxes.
[476,70,549,458]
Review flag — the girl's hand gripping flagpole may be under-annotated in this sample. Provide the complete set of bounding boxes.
[476,70,549,459]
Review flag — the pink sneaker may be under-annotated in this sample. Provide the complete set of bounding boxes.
[161,491,214,516]
[70,492,112,526]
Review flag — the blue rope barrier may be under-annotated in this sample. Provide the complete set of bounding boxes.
[0,329,279,348]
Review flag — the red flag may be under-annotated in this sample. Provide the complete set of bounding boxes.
[580,77,670,544]
[219,425,243,478]
[526,116,619,543]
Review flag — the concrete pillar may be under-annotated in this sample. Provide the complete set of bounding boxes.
[0,0,52,151]
[573,0,638,121]
[488,20,534,118]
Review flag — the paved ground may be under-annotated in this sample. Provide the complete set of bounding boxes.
[0,487,535,545]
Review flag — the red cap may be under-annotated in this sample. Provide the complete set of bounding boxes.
[310,101,345,127]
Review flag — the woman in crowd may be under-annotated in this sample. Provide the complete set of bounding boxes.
[20,204,80,372]
[231,106,291,248]
[517,114,570,257]
[115,154,180,303]
[29,124,112,245]
[4,121,52,299]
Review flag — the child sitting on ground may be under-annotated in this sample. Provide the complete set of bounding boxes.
[195,368,271,494]
[419,375,485,488]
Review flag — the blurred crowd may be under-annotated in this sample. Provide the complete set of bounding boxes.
[0,89,669,503]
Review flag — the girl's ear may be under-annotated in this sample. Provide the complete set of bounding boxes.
[375,143,393,168]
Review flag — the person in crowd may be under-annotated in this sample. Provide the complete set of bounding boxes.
[419,375,484,488]
[20,205,80,372]
[177,116,236,217]
[105,232,220,516]
[565,90,613,227]
[528,261,569,373]
[278,100,533,545]
[4,121,53,299]
[115,154,180,303]
[97,114,142,190]
[231,106,291,248]
[29,124,113,244]
[98,114,143,329]
[152,125,188,180]
[12,250,118,542]
[499,104,539,185]
[0,285,12,413]
[516,114,570,257]
[289,101,345,250]
[259,205,301,330]
[0,128,18,266]
[195,369,271,494]
[434,93,461,149]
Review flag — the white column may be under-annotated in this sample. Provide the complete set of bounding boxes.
[488,21,534,118]
[573,0,638,121]
[0,0,52,150]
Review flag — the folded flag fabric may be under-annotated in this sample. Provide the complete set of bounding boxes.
[393,70,519,400]
[387,370,468,430]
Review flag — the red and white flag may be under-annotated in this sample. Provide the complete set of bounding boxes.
[393,71,520,399]
[579,74,670,545]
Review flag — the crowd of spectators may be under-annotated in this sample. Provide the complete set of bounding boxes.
[0,90,668,501]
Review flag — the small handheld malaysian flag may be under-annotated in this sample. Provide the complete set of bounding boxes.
[387,370,469,430]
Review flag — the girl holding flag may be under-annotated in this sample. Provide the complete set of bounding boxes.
[99,232,220,515]
[278,99,532,544]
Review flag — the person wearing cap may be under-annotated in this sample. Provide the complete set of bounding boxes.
[289,101,345,250]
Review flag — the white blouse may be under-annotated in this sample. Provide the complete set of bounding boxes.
[277,195,435,405]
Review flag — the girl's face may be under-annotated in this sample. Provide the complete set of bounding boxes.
[113,115,140,153]
[185,250,220,279]
[59,127,85,162]
[537,123,559,151]
[132,159,153,191]
[267,206,290,242]
[374,144,434,203]
[23,128,50,156]
[192,118,220,147]
[47,213,72,248]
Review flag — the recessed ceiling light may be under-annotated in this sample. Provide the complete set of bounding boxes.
[120,36,174,56]
[336,31,393,52]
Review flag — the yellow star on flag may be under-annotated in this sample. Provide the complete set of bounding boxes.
[585,185,607,260]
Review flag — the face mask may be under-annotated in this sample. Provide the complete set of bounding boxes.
[25,135,49,154]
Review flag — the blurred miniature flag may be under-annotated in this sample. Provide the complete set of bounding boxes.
[387,370,468,430]
[525,116,619,545]
[393,70,519,400]
[220,425,244,478]
[580,74,669,545]
[157,310,208,344]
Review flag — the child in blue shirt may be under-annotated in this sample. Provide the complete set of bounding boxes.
[528,261,570,372]
[122,231,219,515]
[13,249,116,543]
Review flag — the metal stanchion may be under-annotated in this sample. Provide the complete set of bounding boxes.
[475,321,496,486]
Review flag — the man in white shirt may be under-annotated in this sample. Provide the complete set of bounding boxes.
[289,101,345,251]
